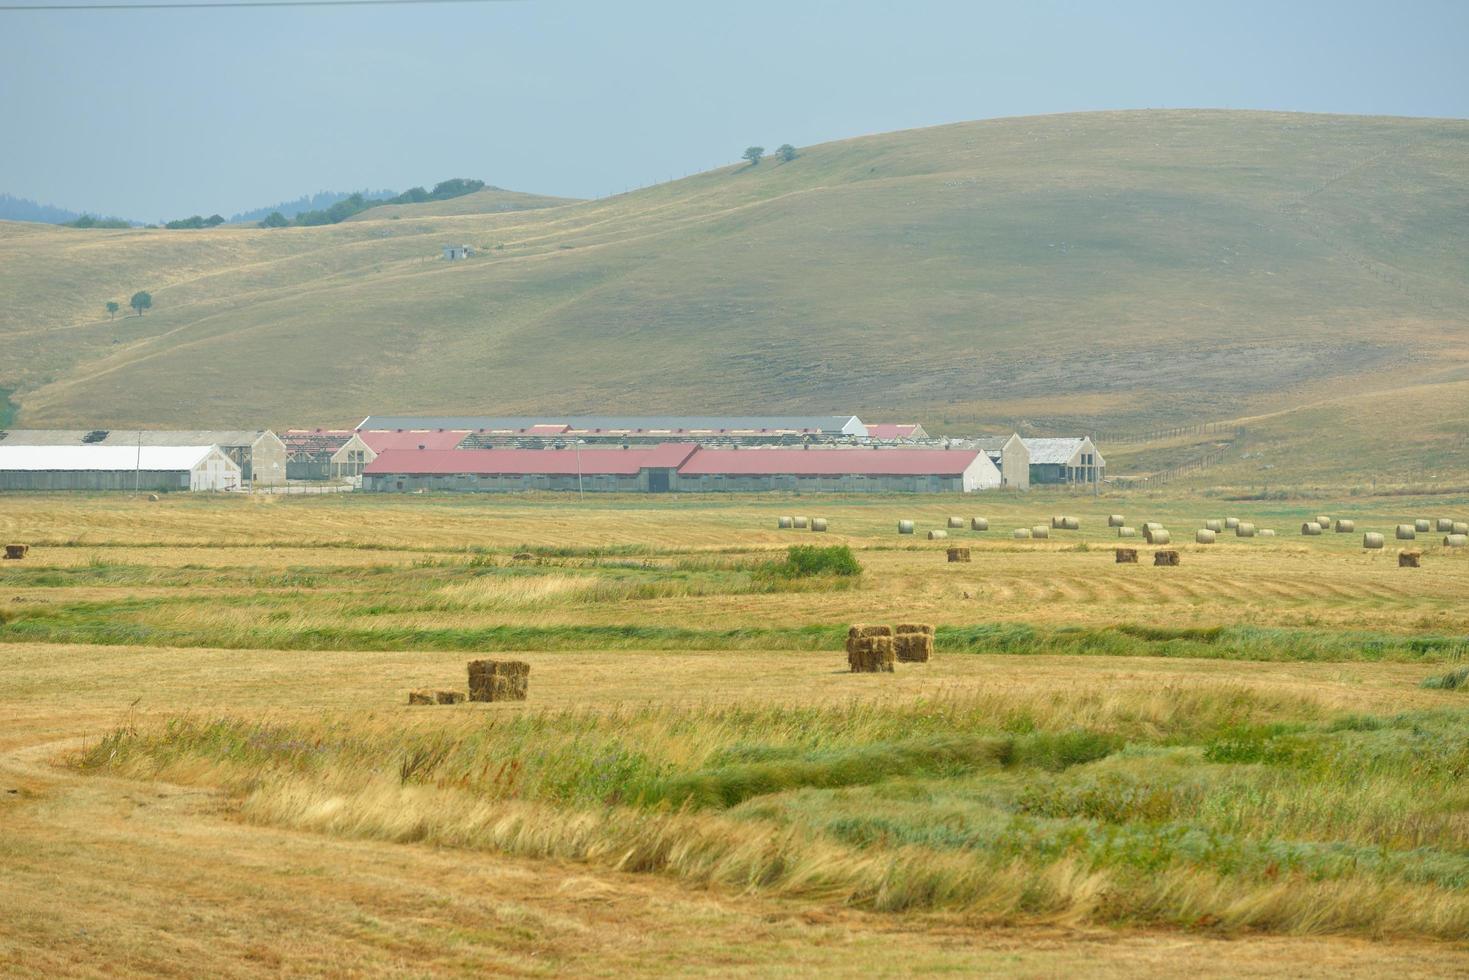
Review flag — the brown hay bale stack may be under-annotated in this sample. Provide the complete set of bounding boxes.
[895,623,935,635]
[928,529,949,540]
[1445,534,1468,548]
[848,624,894,639]
[1154,550,1181,566]
[1335,519,1356,533]
[1236,522,1257,538]
[1031,525,1050,539]
[1195,529,1216,544]
[1013,528,1032,539]
[3,544,28,560]
[1108,514,1125,527]
[777,516,793,529]
[1362,533,1385,550]
[946,547,971,563]
[1117,526,1138,538]
[1144,527,1171,545]
[898,520,915,535]
[1414,519,1431,532]
[435,690,466,704]
[1115,548,1138,563]
[810,518,828,532]
[947,516,964,528]
[1436,518,1454,532]
[848,634,895,672]
[1301,522,1323,536]
[1060,517,1080,531]
[407,690,435,705]
[1396,524,1416,540]
[1203,519,1224,533]
[893,631,934,663]
[1399,551,1421,568]
[467,660,530,702]
[1259,529,1277,537]
[970,517,989,531]
[792,516,809,529]
[1225,517,1240,529]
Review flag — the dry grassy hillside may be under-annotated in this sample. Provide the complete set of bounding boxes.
[345,185,577,221]
[1,109,1466,483]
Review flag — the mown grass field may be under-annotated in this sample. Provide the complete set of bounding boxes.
[2,490,1469,975]
[1,109,1466,491]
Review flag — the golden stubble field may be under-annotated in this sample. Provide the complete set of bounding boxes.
[2,490,1469,976]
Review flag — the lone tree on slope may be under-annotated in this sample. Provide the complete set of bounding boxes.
[105,301,120,320]
[777,144,797,162]
[130,291,152,316]
[742,146,765,166]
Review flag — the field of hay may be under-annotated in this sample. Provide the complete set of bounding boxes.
[2,490,1469,976]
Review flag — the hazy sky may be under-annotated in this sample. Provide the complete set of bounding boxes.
[3,0,1467,220]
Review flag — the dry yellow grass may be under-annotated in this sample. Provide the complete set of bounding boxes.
[3,491,1469,974]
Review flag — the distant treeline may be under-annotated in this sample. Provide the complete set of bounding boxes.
[258,178,486,228]
[230,188,396,225]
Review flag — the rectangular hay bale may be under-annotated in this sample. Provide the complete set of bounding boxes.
[1399,551,1421,568]
[847,634,895,672]
[408,689,435,705]
[1154,550,1181,566]
[435,690,466,705]
[893,632,933,663]
[1115,548,1138,563]
[946,547,971,562]
[467,659,530,702]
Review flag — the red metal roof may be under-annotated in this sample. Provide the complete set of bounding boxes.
[359,430,468,452]
[677,448,981,477]
[364,444,699,477]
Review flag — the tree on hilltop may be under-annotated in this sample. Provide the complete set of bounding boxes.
[258,211,289,228]
[204,214,225,227]
[105,301,120,320]
[777,144,797,162]
[130,291,152,316]
[742,146,765,166]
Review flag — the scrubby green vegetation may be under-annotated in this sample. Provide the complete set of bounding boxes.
[77,690,1469,936]
[1421,666,1469,690]
[291,178,485,226]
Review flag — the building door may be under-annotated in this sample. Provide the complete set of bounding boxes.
[648,469,670,493]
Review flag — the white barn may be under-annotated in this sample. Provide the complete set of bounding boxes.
[0,445,242,492]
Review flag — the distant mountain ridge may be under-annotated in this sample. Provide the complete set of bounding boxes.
[0,193,134,225]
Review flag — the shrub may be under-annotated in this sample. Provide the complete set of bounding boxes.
[770,544,861,579]
[1421,666,1469,690]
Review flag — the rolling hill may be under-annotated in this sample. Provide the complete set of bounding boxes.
[0,109,1466,487]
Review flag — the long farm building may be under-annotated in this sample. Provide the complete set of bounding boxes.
[361,445,1002,494]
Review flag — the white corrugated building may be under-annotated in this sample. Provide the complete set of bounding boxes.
[0,445,242,491]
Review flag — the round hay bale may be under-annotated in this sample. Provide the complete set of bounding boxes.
[1060,517,1080,531]
[928,529,948,540]
[1335,519,1355,533]
[1013,528,1032,539]
[1108,514,1124,527]
[1455,522,1469,536]
[1396,524,1416,540]
[1436,518,1454,532]
[1414,519,1431,532]
[1050,516,1066,529]
[970,517,989,531]
[1145,528,1171,545]
[947,516,964,528]
[1195,529,1216,544]
[147,493,160,502]
[777,516,794,529]
[1301,522,1323,536]
[1316,516,1332,529]
[1236,522,1257,538]
[1446,534,1468,548]
[1031,525,1050,539]
[810,518,828,532]
[1143,522,1164,532]
[792,516,809,529]
[1117,526,1138,538]
[1203,519,1224,532]
[898,520,915,535]
[1362,532,1385,550]
[1259,529,1277,537]
[1225,517,1240,529]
